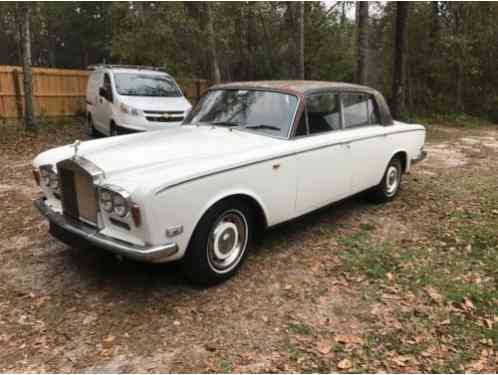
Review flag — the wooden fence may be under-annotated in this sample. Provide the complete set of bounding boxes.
[0,65,210,119]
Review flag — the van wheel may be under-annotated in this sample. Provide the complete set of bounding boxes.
[366,157,402,203]
[87,115,97,138]
[110,121,118,136]
[181,198,254,286]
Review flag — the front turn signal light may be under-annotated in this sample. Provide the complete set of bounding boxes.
[131,203,141,227]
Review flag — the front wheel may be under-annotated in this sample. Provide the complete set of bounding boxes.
[366,157,403,203]
[110,121,118,137]
[87,115,98,138]
[181,199,254,286]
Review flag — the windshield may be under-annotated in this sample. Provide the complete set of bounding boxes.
[183,89,299,138]
[113,73,181,97]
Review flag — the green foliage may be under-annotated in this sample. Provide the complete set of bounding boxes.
[0,2,497,120]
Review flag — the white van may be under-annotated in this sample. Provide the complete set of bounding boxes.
[85,65,192,136]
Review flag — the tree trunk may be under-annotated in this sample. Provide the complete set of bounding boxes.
[298,1,305,80]
[246,2,256,80]
[205,3,221,84]
[391,2,409,119]
[356,1,369,85]
[21,3,35,131]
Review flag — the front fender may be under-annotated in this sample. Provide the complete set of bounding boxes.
[195,188,270,234]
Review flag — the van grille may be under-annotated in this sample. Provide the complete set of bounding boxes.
[146,116,183,123]
[143,110,184,123]
[57,159,99,226]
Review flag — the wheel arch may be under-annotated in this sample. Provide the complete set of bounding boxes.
[190,190,270,245]
[389,149,408,173]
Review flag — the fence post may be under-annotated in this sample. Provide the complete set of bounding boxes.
[12,69,23,119]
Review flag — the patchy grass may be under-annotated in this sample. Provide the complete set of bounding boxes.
[0,120,497,372]
[337,172,498,372]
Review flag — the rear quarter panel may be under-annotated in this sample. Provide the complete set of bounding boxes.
[385,122,426,173]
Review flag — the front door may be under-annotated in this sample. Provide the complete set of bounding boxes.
[294,92,352,214]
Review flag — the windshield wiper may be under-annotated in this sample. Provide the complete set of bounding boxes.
[245,124,281,131]
[210,121,240,127]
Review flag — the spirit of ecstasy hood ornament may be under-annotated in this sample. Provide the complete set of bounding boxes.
[70,140,81,159]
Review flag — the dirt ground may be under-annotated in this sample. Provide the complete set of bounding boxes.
[0,119,497,372]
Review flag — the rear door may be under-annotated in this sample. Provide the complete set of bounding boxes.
[294,92,352,214]
[341,93,389,194]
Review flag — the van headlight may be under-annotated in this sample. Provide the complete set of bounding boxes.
[120,103,141,116]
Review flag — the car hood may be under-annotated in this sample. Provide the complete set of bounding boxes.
[50,126,285,195]
[118,95,191,112]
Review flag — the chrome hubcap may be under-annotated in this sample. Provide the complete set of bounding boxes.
[207,210,248,273]
[385,165,399,196]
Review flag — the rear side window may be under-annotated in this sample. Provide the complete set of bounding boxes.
[305,93,341,134]
[342,93,369,128]
[368,97,380,124]
[342,93,381,128]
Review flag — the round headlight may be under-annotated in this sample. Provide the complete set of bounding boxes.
[100,191,113,212]
[40,169,50,185]
[112,194,128,217]
[48,172,59,190]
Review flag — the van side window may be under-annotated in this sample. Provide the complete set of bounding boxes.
[305,93,341,135]
[103,73,113,102]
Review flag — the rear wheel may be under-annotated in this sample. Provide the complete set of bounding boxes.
[366,157,402,203]
[181,198,254,286]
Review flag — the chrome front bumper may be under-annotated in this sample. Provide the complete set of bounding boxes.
[34,198,178,263]
[411,150,428,165]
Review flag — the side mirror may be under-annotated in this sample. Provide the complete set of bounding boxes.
[99,87,107,98]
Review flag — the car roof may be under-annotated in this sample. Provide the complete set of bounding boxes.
[211,80,376,96]
[89,66,171,76]
[210,80,393,126]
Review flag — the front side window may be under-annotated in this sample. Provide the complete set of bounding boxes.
[113,73,181,97]
[103,73,113,102]
[183,89,299,138]
[305,93,341,134]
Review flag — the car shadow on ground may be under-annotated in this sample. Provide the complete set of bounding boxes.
[54,192,375,300]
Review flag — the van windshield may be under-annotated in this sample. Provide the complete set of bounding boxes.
[114,73,181,97]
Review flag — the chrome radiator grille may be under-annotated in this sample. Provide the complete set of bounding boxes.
[57,159,99,226]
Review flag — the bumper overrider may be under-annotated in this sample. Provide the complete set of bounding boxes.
[34,197,178,263]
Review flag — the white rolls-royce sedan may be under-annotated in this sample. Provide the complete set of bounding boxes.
[33,81,427,285]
